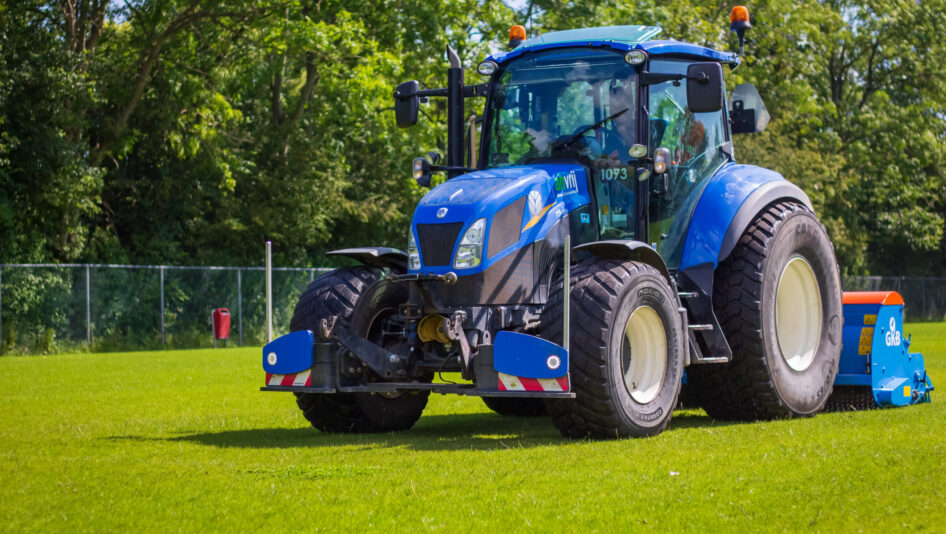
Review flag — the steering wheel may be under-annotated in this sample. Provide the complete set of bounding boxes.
[558,125,606,153]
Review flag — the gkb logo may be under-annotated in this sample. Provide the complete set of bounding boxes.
[553,170,579,196]
[885,317,901,347]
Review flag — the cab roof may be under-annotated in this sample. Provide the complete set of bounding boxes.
[487,25,739,66]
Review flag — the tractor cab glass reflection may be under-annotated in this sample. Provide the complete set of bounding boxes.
[486,48,640,239]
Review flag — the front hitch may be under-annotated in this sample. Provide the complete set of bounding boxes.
[444,310,473,378]
[320,316,404,379]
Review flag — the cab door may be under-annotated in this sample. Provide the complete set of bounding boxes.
[646,59,730,268]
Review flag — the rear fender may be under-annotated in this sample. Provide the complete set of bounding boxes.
[680,163,812,271]
[718,181,813,263]
[327,247,407,272]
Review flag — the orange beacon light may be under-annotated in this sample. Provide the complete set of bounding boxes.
[508,25,527,49]
[730,6,751,55]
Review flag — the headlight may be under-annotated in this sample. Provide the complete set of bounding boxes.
[408,232,421,270]
[477,60,498,76]
[454,218,486,269]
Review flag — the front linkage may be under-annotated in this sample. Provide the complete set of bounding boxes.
[261,238,576,401]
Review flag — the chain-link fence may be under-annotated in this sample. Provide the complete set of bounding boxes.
[843,276,946,322]
[0,265,943,355]
[0,264,331,354]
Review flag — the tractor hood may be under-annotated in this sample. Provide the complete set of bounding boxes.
[410,163,591,274]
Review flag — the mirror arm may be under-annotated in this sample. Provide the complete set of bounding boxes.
[395,84,488,101]
[395,87,448,100]
[463,83,489,98]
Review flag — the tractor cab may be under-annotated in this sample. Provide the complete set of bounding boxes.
[399,24,769,275]
[477,27,765,269]
[482,46,643,241]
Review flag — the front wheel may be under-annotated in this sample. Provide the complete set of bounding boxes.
[544,259,686,439]
[293,270,429,433]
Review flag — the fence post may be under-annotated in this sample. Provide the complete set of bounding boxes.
[0,267,3,348]
[85,264,91,345]
[237,269,243,346]
[266,241,273,342]
[160,266,165,345]
[921,278,926,320]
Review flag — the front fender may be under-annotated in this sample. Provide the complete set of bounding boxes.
[326,247,407,272]
[574,240,671,283]
[680,163,812,271]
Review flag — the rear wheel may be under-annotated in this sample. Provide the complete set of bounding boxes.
[481,397,547,417]
[688,201,842,420]
[544,259,685,439]
[292,268,429,433]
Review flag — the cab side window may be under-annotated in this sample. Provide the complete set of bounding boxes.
[647,59,729,268]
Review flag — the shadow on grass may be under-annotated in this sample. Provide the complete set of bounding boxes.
[109,409,738,452]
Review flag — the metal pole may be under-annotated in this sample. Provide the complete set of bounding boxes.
[0,267,3,349]
[159,266,165,345]
[237,269,243,346]
[563,234,571,354]
[266,241,273,342]
[85,264,91,345]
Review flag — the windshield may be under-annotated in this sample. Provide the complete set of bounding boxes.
[485,48,639,168]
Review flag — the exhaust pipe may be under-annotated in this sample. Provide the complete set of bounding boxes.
[446,46,464,178]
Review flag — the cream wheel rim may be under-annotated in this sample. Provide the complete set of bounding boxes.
[622,305,667,404]
[775,256,822,372]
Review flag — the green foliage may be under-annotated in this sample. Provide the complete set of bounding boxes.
[0,0,943,276]
[0,2,104,263]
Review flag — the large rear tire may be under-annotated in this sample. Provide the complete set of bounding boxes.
[544,259,685,439]
[688,201,842,420]
[292,267,429,433]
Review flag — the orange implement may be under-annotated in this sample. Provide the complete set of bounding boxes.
[842,291,905,306]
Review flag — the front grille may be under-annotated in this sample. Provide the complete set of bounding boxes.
[416,222,464,266]
[487,197,525,258]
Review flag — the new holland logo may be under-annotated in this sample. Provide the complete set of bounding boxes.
[528,190,543,217]
[436,207,448,218]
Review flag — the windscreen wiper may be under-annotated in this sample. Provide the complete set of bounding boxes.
[551,107,629,151]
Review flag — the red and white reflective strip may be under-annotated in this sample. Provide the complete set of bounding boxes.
[497,372,568,392]
[265,369,312,387]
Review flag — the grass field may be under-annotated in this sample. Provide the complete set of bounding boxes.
[1,323,944,532]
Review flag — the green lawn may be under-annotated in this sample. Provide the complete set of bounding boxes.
[1,323,944,532]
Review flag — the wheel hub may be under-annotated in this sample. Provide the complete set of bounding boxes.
[621,305,667,404]
[775,256,822,372]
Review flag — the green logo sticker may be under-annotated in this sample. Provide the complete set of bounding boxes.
[553,170,579,196]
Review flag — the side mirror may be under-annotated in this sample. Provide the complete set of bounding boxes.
[730,83,770,134]
[394,80,420,128]
[686,63,724,113]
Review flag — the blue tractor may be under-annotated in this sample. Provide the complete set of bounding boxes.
[261,10,930,437]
